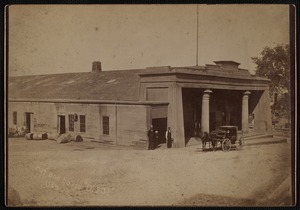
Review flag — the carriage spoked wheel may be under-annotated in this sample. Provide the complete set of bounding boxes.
[222,138,231,151]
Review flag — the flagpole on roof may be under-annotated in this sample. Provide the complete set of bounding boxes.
[196,4,199,66]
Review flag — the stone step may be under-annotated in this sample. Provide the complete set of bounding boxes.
[183,136,287,150]
[243,132,264,137]
[244,137,287,146]
[272,130,291,137]
[244,134,273,141]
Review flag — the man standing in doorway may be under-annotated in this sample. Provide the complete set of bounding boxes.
[148,125,155,150]
[165,127,173,148]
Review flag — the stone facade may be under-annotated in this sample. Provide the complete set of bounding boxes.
[8,100,168,146]
[8,61,272,148]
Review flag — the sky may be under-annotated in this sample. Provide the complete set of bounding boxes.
[8,4,290,76]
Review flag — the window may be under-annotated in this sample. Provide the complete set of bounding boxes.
[274,93,278,103]
[69,114,74,131]
[13,112,17,125]
[103,116,109,135]
[80,115,86,132]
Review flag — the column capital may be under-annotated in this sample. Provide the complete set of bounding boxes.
[204,89,213,94]
[243,91,251,95]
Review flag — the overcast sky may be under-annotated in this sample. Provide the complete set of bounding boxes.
[8,4,289,76]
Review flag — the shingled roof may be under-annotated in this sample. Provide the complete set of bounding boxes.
[9,69,143,101]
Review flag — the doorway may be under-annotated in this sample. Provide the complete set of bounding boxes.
[152,118,167,145]
[182,88,203,138]
[58,115,66,134]
[25,112,32,133]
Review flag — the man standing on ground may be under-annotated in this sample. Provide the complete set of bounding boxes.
[148,125,155,150]
[165,127,173,148]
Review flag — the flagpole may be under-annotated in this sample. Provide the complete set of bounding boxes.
[196,4,199,66]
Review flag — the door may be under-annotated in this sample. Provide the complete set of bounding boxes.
[25,113,31,133]
[25,112,34,133]
[58,115,66,134]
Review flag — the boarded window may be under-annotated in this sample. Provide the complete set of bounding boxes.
[13,112,17,125]
[69,115,74,131]
[80,115,86,132]
[103,116,109,135]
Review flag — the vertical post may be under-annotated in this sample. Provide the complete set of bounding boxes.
[175,86,185,148]
[196,4,199,66]
[168,84,185,148]
[115,102,118,145]
[201,89,212,133]
[242,91,251,133]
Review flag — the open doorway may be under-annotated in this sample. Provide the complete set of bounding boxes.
[209,89,243,131]
[182,88,244,137]
[25,112,32,133]
[152,118,167,145]
[58,115,66,134]
[182,88,203,138]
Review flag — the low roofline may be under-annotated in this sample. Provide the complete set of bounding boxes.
[213,60,241,65]
[138,71,270,82]
[8,98,169,106]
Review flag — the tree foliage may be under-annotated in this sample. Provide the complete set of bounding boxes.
[252,44,290,120]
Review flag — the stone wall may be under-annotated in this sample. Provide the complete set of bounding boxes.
[8,102,150,146]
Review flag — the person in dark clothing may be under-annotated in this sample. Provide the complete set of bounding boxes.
[165,127,173,148]
[147,125,155,150]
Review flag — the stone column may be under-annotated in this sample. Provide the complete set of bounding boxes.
[242,91,251,133]
[201,89,212,133]
[167,84,185,148]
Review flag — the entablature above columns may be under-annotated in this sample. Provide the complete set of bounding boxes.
[176,82,268,91]
[139,72,269,90]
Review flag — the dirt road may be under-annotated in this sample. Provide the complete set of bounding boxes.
[6,138,292,206]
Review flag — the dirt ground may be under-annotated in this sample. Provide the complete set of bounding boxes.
[6,137,293,207]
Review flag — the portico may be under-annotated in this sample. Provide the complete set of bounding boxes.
[139,61,272,148]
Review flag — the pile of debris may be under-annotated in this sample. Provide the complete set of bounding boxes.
[8,125,27,138]
[25,132,83,144]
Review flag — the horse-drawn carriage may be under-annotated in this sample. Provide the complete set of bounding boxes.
[201,126,244,151]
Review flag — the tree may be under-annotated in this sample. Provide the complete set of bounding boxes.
[252,44,290,121]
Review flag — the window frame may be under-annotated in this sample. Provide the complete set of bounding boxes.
[102,116,109,135]
[13,111,17,125]
[79,115,86,132]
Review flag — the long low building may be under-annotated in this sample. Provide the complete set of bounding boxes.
[8,61,272,147]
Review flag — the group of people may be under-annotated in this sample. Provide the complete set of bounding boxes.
[147,125,173,150]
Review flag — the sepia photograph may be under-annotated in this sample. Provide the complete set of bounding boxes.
[5,4,295,206]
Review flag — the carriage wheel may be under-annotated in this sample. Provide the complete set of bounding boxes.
[222,138,231,151]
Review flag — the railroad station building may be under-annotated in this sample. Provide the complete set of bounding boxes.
[8,61,272,148]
